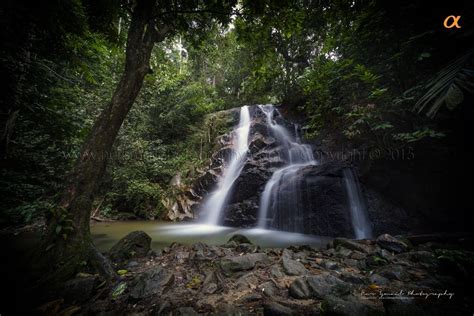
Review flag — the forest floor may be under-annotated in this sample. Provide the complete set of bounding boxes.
[20,229,473,315]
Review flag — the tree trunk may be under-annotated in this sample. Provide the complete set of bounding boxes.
[36,0,167,286]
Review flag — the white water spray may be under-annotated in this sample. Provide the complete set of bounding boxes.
[343,168,373,239]
[257,105,316,231]
[201,106,251,225]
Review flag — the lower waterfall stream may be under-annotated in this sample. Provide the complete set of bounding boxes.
[257,104,317,232]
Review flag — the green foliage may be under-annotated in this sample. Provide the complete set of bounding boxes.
[393,128,445,143]
[413,50,474,118]
[3,200,53,224]
[111,282,127,299]
[50,207,74,240]
[2,0,473,226]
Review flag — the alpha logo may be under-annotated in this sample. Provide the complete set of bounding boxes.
[443,15,462,29]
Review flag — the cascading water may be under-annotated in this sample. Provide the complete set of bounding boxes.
[201,106,251,225]
[257,105,317,231]
[343,168,373,239]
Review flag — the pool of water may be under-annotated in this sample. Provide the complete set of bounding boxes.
[91,221,332,252]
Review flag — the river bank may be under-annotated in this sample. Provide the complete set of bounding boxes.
[26,231,474,315]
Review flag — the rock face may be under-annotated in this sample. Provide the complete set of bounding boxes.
[109,231,151,261]
[192,106,356,236]
[162,108,241,221]
[181,105,418,238]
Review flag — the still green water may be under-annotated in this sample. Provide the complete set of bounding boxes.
[91,221,331,252]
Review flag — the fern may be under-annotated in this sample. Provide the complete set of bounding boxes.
[413,50,474,118]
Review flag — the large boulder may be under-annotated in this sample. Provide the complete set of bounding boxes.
[376,234,409,253]
[282,256,308,276]
[109,231,152,262]
[220,253,270,273]
[333,238,372,253]
[129,267,174,299]
[289,273,347,300]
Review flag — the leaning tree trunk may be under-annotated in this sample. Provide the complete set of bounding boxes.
[36,0,168,286]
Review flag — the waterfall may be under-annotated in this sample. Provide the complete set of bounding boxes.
[257,105,317,231]
[201,106,251,225]
[343,168,373,239]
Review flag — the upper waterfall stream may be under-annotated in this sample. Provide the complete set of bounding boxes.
[200,106,251,225]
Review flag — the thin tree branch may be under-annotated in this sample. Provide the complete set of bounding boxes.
[149,8,242,22]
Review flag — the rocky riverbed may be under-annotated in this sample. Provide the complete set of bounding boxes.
[34,231,474,315]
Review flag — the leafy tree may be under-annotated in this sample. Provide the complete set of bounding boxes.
[32,0,236,285]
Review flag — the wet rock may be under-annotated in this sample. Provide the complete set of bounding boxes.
[229,163,268,204]
[270,265,285,278]
[203,282,217,294]
[175,251,190,263]
[238,293,261,303]
[263,302,294,316]
[369,273,389,285]
[154,301,172,315]
[323,260,339,270]
[377,265,408,281]
[193,168,220,197]
[235,272,259,290]
[109,231,151,262]
[229,234,252,244]
[366,255,389,267]
[236,243,259,254]
[283,163,354,237]
[202,270,219,294]
[258,281,278,298]
[306,274,346,299]
[192,242,207,252]
[282,248,294,259]
[127,261,139,268]
[282,256,308,276]
[336,247,353,257]
[224,240,238,248]
[249,133,275,154]
[334,238,371,253]
[220,253,270,272]
[350,251,367,260]
[222,198,259,227]
[290,273,349,300]
[340,272,365,284]
[289,277,311,299]
[129,267,174,299]
[342,258,359,268]
[376,234,408,253]
[210,245,225,257]
[377,248,394,261]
